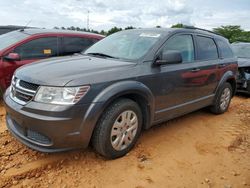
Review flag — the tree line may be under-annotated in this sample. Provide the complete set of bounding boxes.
[54,24,250,43]
[54,26,135,36]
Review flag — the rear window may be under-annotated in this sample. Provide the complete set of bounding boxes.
[216,39,234,58]
[0,29,16,35]
[196,36,218,61]
[62,37,98,55]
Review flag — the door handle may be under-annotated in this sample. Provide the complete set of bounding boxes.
[218,64,226,68]
[190,68,201,72]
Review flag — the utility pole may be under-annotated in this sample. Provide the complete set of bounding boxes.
[87,10,90,31]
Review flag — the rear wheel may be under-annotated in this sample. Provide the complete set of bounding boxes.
[92,98,142,159]
[210,82,232,114]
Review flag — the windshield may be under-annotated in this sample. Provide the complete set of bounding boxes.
[85,30,162,61]
[0,31,29,51]
[232,43,250,58]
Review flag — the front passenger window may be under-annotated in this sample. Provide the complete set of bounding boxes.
[14,37,58,60]
[163,35,194,63]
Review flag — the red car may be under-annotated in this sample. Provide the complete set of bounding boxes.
[0,29,104,95]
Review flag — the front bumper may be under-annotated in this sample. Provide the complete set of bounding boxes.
[3,88,101,152]
[237,78,250,94]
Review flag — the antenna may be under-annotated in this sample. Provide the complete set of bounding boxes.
[20,20,32,32]
[87,10,90,31]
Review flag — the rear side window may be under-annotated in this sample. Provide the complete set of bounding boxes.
[62,37,97,55]
[163,35,194,63]
[14,37,58,59]
[196,36,218,60]
[216,39,234,58]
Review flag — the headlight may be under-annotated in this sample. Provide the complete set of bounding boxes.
[34,86,90,105]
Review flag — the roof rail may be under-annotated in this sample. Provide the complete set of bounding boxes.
[182,25,221,36]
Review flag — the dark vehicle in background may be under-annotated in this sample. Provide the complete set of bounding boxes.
[0,29,104,95]
[4,28,237,159]
[0,25,31,35]
[231,42,250,94]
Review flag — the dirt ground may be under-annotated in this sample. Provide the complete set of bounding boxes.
[0,96,249,188]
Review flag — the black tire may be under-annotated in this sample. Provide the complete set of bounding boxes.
[92,98,142,159]
[210,82,232,114]
[0,87,3,99]
[247,84,250,95]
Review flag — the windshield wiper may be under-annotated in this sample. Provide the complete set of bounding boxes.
[238,56,249,58]
[86,52,119,59]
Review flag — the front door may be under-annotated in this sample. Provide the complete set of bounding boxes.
[3,37,59,87]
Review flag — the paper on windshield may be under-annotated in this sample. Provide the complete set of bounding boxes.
[139,33,161,38]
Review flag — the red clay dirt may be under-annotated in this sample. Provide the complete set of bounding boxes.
[0,96,249,188]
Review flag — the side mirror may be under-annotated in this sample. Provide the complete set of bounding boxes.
[4,53,21,62]
[155,50,182,65]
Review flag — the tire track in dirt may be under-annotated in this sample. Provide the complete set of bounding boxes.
[0,102,6,133]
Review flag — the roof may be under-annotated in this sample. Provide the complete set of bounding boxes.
[122,27,226,40]
[20,28,104,38]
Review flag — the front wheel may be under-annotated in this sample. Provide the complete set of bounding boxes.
[92,98,142,159]
[210,82,232,114]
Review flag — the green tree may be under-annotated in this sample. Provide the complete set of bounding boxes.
[100,30,106,35]
[124,26,135,30]
[240,31,250,42]
[213,25,250,43]
[68,26,76,31]
[171,23,184,28]
[213,25,244,43]
[107,27,122,35]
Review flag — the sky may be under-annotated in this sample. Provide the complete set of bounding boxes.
[0,0,250,31]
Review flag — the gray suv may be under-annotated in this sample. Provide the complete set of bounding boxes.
[4,28,238,159]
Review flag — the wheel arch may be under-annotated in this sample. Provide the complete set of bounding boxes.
[92,81,155,129]
[79,81,155,146]
[215,71,237,96]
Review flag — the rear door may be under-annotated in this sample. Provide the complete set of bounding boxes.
[215,38,235,80]
[61,37,97,56]
[192,35,220,97]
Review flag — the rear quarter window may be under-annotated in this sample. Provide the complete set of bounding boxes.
[196,36,218,61]
[216,39,234,58]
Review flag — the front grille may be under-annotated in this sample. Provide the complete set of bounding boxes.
[19,80,39,91]
[15,90,33,102]
[10,77,39,105]
[27,129,51,145]
[12,119,52,145]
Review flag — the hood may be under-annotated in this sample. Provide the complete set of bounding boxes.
[15,55,136,86]
[238,57,250,68]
